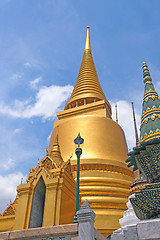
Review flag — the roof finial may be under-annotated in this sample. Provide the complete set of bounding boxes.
[143,62,152,84]
[132,102,139,146]
[140,62,160,142]
[21,178,23,184]
[115,104,118,123]
[85,26,91,51]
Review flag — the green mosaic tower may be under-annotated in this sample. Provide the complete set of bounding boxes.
[140,62,160,142]
[126,62,160,220]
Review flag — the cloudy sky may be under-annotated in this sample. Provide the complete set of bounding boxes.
[0,0,160,212]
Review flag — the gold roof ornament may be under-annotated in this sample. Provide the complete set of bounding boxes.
[50,135,63,167]
[65,26,111,117]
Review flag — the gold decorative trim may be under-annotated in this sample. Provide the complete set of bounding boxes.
[144,95,160,103]
[2,203,15,216]
[144,89,157,94]
[71,164,133,177]
[144,76,151,79]
[141,113,160,127]
[141,106,160,121]
[144,91,157,97]
[144,78,152,85]
[26,165,52,183]
[140,129,160,142]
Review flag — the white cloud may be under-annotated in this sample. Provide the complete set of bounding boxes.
[0,85,73,120]
[23,60,44,70]
[24,62,31,68]
[12,128,22,135]
[0,172,26,213]
[47,133,51,142]
[10,73,21,80]
[111,100,141,150]
[30,77,42,89]
[2,158,15,170]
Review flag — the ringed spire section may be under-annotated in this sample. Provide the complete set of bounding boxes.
[65,26,111,118]
[140,62,160,142]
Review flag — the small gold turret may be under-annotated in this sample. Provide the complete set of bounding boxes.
[50,135,63,167]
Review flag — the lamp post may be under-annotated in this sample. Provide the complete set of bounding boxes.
[73,133,84,223]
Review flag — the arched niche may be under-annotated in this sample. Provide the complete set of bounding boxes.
[29,176,46,228]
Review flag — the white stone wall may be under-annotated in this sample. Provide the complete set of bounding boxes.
[111,218,160,240]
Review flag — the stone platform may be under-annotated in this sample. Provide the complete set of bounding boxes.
[0,224,106,240]
[0,200,106,240]
[111,218,160,240]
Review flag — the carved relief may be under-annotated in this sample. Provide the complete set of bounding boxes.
[2,203,15,216]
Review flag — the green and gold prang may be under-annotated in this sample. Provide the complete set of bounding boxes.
[140,62,160,143]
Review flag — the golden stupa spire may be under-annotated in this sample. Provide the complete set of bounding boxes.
[85,26,91,51]
[64,26,111,117]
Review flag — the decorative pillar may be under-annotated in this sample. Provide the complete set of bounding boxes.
[13,183,33,230]
[77,200,96,240]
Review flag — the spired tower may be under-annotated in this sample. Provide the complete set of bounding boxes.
[140,62,160,142]
[49,26,133,237]
[129,62,160,194]
[126,62,160,220]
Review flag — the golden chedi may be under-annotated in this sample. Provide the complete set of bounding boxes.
[49,26,133,237]
[0,26,133,238]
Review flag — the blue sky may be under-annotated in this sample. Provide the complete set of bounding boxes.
[0,0,160,212]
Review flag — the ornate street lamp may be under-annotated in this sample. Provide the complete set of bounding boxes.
[73,133,84,223]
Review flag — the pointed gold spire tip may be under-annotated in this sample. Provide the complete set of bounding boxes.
[64,26,111,117]
[85,25,91,51]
